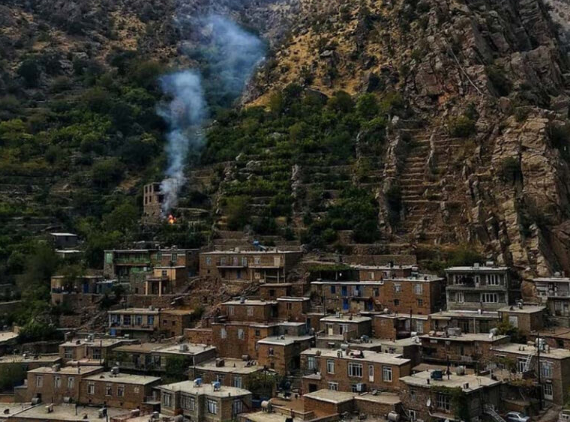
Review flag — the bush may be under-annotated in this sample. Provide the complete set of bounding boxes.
[448,115,476,138]
[91,158,125,186]
[226,196,250,230]
[499,157,521,183]
[487,65,512,97]
[18,58,42,88]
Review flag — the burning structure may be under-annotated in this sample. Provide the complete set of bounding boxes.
[143,182,179,225]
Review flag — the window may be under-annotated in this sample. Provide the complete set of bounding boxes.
[307,356,317,370]
[220,328,227,339]
[92,348,101,360]
[123,315,131,326]
[242,257,248,266]
[254,257,261,265]
[247,307,253,316]
[162,393,172,407]
[409,410,417,421]
[232,400,243,415]
[255,330,261,337]
[331,286,336,294]
[368,364,374,382]
[207,399,218,414]
[181,395,195,410]
[373,288,379,297]
[134,387,140,394]
[348,362,363,377]
[64,348,73,359]
[509,315,519,328]
[541,362,554,379]
[117,385,124,397]
[233,376,243,389]
[228,306,234,316]
[410,389,417,402]
[287,303,292,310]
[88,383,95,395]
[206,257,212,266]
[36,376,43,388]
[487,274,501,285]
[135,315,143,325]
[481,293,499,303]
[328,382,339,391]
[67,377,75,389]
[414,284,423,295]
[220,257,226,265]
[327,359,335,374]
[436,393,451,412]
[106,384,112,396]
[148,315,154,326]
[54,376,61,389]
[216,374,225,383]
[456,292,465,303]
[416,320,424,334]
[382,366,393,382]
[394,299,400,306]
[237,329,245,340]
[162,270,168,277]
[369,272,375,279]
[394,284,401,293]
[544,383,553,399]
[417,299,423,307]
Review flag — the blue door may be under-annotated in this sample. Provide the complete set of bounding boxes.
[83,282,89,293]
[341,286,348,297]
[343,298,349,310]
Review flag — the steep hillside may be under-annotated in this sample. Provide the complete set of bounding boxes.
[207,0,570,289]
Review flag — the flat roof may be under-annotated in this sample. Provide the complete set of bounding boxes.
[320,315,371,323]
[28,365,103,375]
[400,370,500,391]
[311,276,442,285]
[492,343,570,359]
[302,348,409,366]
[244,412,303,422]
[60,338,128,348]
[350,264,415,270]
[202,250,301,255]
[430,310,499,320]
[260,283,293,287]
[258,335,313,346]
[156,343,215,356]
[420,333,509,343]
[108,308,159,315]
[304,389,355,404]
[114,343,168,353]
[355,392,401,405]
[224,300,278,306]
[375,313,429,320]
[531,327,570,340]
[0,403,124,421]
[0,354,61,364]
[0,332,18,343]
[378,337,421,347]
[497,305,546,314]
[159,380,251,397]
[192,358,263,374]
[161,309,194,315]
[277,297,310,302]
[50,233,78,237]
[534,276,570,282]
[446,266,508,272]
[84,372,161,385]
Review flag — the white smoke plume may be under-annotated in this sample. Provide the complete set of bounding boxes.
[157,70,206,213]
[158,14,265,215]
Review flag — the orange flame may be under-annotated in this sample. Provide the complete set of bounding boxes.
[167,214,176,225]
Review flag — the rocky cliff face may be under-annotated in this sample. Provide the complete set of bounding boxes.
[231,0,570,287]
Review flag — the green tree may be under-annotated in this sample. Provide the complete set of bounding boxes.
[226,196,250,230]
[18,58,42,88]
[103,203,139,233]
[0,364,26,391]
[164,356,189,383]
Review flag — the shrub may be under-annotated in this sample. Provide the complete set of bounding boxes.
[226,196,250,230]
[448,115,476,138]
[487,65,512,97]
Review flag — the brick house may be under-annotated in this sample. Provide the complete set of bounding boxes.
[79,371,161,408]
[211,322,277,360]
[16,365,104,404]
[59,337,135,364]
[257,335,314,375]
[190,358,265,390]
[221,299,278,323]
[259,284,293,301]
[109,307,195,339]
[498,305,545,334]
[276,297,310,323]
[399,370,502,421]
[372,313,430,339]
[311,274,443,315]
[419,332,510,368]
[111,342,216,374]
[491,342,570,405]
[199,250,302,283]
[430,309,500,334]
[445,263,510,311]
[319,314,372,340]
[301,348,411,394]
[534,275,570,326]
[159,380,252,422]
